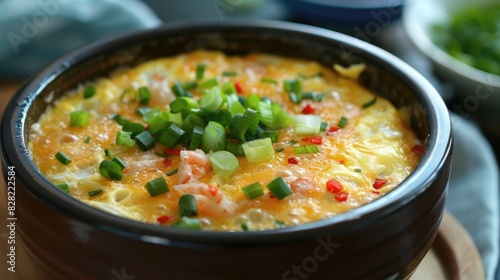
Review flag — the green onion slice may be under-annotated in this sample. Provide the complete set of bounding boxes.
[84,136,91,144]
[267,177,293,200]
[112,157,126,170]
[135,131,155,151]
[122,122,146,138]
[242,182,264,199]
[295,144,320,154]
[338,116,348,128]
[179,194,198,217]
[200,78,218,89]
[55,151,71,165]
[260,77,277,84]
[173,217,202,230]
[88,189,102,197]
[120,89,137,104]
[200,86,223,112]
[69,110,90,127]
[189,125,204,150]
[362,97,377,108]
[138,86,152,105]
[242,138,274,162]
[222,70,237,77]
[293,115,322,135]
[166,169,178,176]
[99,160,122,180]
[209,151,240,177]
[202,121,227,152]
[56,183,70,193]
[196,64,206,80]
[158,123,185,148]
[144,177,169,197]
[116,131,136,147]
[226,142,245,157]
[83,85,96,99]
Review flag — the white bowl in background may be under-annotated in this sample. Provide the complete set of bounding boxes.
[403,0,500,138]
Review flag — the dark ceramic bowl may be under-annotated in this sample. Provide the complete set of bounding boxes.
[1,21,452,280]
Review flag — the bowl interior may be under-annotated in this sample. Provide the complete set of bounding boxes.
[3,21,450,244]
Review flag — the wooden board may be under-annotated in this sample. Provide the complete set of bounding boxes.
[0,82,485,280]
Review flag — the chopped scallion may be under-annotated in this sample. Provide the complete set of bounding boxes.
[83,85,96,99]
[267,177,292,200]
[99,160,122,180]
[242,182,264,199]
[173,217,202,230]
[338,116,348,128]
[88,189,102,197]
[69,110,90,127]
[158,123,185,148]
[362,97,377,108]
[122,122,146,138]
[56,183,70,193]
[260,77,277,84]
[200,78,218,89]
[166,169,178,176]
[196,64,206,80]
[112,157,126,170]
[55,151,71,165]
[293,115,322,135]
[355,168,362,172]
[295,144,320,154]
[135,130,155,151]
[226,142,245,157]
[209,151,240,177]
[138,86,152,105]
[144,177,169,197]
[179,194,197,217]
[200,86,223,112]
[116,131,135,147]
[242,138,274,162]
[202,121,226,152]
[120,89,137,104]
[189,125,204,150]
[222,70,237,77]
[104,148,113,159]
[84,136,91,144]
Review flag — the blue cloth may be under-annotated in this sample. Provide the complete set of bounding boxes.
[0,0,161,77]
[447,114,499,280]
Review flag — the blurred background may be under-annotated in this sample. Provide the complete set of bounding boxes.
[0,0,499,279]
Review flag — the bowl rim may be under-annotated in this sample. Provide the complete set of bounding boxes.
[402,0,500,87]
[1,19,452,246]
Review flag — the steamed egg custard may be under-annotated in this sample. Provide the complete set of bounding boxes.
[29,51,423,231]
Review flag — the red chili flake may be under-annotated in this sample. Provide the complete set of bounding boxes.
[301,137,310,142]
[164,147,182,155]
[208,185,218,196]
[302,104,315,114]
[234,82,244,93]
[373,179,388,189]
[269,193,276,199]
[335,192,348,202]
[338,159,345,164]
[157,215,175,224]
[162,158,172,166]
[326,179,343,193]
[310,136,323,144]
[412,144,425,155]
[152,73,164,81]
[327,127,340,135]
[372,190,380,195]
[288,157,299,164]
